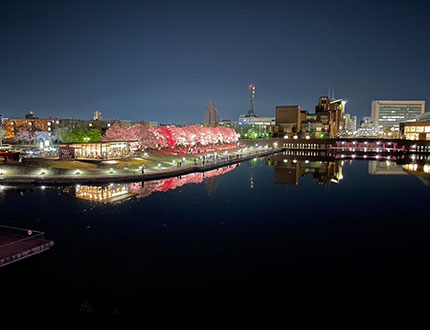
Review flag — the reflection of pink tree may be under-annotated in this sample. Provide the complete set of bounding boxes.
[130,164,238,198]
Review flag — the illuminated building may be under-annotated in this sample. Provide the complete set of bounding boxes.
[315,97,347,137]
[400,121,430,141]
[275,105,304,134]
[3,111,133,140]
[371,100,425,136]
[59,141,137,160]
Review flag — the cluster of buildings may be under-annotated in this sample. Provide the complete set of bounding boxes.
[1,85,429,144]
[274,96,351,138]
[0,111,158,142]
[223,85,429,141]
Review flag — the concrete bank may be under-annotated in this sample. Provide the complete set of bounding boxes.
[0,148,282,186]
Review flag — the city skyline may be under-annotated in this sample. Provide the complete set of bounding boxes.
[1,0,429,123]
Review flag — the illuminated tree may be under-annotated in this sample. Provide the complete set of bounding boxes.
[14,129,39,146]
[103,123,238,150]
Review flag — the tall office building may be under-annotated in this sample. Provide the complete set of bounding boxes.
[371,100,425,134]
[344,114,357,135]
[315,97,347,136]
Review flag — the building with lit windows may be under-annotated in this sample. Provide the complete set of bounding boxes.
[400,121,430,141]
[3,112,134,140]
[315,97,347,137]
[73,184,137,203]
[371,100,425,135]
[58,141,137,160]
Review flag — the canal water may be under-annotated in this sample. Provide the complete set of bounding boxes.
[1,157,430,315]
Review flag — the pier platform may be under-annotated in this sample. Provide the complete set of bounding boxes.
[0,225,54,267]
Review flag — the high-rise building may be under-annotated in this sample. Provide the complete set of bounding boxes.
[315,97,347,137]
[344,114,358,135]
[371,100,425,134]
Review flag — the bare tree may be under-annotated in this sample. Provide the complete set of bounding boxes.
[205,100,220,126]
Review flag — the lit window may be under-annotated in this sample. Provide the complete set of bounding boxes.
[416,126,424,133]
[425,126,430,133]
[405,126,411,133]
[410,126,416,132]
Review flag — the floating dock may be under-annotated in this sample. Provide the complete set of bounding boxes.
[0,225,54,267]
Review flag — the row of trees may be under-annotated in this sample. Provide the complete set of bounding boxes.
[2,122,237,148]
[104,123,238,149]
[6,125,102,145]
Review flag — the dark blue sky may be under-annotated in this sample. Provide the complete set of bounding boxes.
[1,0,429,124]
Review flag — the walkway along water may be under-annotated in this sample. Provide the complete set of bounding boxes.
[0,148,281,185]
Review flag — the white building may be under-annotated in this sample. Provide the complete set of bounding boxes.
[344,114,358,135]
[371,100,425,134]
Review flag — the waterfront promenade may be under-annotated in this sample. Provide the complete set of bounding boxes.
[0,145,280,185]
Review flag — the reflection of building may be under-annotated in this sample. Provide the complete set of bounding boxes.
[59,141,137,160]
[269,153,343,185]
[402,163,430,186]
[371,100,425,136]
[74,183,136,203]
[368,161,406,175]
[65,165,238,203]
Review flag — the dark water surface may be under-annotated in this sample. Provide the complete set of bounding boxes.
[1,158,430,315]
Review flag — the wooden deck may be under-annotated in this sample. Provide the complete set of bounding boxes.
[0,228,54,267]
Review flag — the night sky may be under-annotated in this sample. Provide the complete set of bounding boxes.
[1,0,429,124]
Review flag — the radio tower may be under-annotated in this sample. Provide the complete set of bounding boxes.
[247,84,256,117]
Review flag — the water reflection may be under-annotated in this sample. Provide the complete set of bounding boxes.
[268,150,430,187]
[1,155,430,204]
[267,152,343,185]
[62,164,238,203]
